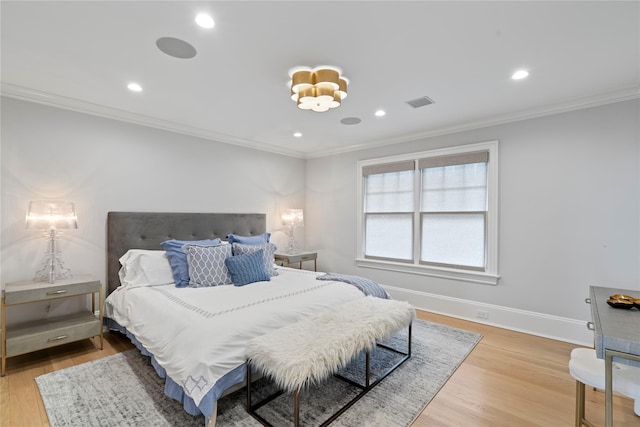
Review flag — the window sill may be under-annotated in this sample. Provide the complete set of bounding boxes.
[355,258,500,286]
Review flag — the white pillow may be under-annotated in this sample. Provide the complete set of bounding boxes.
[118,249,174,288]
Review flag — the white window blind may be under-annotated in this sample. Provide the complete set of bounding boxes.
[420,154,488,270]
[363,161,414,261]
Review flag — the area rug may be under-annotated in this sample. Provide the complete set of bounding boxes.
[36,319,481,427]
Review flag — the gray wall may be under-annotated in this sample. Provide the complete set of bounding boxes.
[1,97,306,322]
[2,96,638,338]
[306,99,640,323]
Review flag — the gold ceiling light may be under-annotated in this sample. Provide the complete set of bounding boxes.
[288,66,348,112]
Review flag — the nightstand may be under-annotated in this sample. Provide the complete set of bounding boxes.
[1,274,103,376]
[274,252,318,271]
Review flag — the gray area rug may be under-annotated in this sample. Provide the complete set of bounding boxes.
[36,319,481,427]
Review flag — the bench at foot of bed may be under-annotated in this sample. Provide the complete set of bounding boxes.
[245,296,415,427]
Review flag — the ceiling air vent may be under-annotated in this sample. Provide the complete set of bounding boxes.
[406,96,435,109]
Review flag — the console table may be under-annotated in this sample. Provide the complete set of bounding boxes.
[588,286,640,427]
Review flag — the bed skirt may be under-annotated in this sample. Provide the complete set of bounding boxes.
[105,318,246,418]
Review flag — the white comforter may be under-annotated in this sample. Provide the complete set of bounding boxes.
[104,267,364,407]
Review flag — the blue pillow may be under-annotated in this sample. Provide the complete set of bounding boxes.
[232,242,278,276]
[225,249,270,286]
[160,238,221,287]
[226,232,270,245]
[184,244,232,287]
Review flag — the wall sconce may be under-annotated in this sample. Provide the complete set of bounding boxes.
[25,200,78,283]
[282,209,304,254]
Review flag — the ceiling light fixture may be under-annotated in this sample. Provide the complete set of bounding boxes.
[293,132,302,138]
[375,110,386,117]
[127,82,142,92]
[195,13,214,29]
[288,66,348,112]
[512,69,529,80]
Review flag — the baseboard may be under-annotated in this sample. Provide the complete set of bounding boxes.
[384,285,593,346]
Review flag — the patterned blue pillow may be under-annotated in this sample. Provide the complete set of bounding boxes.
[225,249,270,286]
[160,238,222,287]
[226,232,271,245]
[183,244,232,287]
[232,242,278,276]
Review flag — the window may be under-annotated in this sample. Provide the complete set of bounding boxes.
[420,152,488,270]
[363,161,414,261]
[357,141,499,285]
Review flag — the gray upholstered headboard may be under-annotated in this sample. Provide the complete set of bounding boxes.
[106,212,266,295]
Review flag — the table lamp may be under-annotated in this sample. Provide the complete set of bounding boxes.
[25,200,78,283]
[282,209,304,254]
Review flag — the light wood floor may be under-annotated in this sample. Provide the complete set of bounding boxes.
[1,310,638,426]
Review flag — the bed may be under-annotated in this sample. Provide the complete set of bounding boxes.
[103,212,370,425]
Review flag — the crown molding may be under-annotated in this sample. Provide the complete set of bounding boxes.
[2,82,637,161]
[0,82,306,159]
[305,87,640,159]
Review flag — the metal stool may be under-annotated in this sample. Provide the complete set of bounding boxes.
[569,348,640,427]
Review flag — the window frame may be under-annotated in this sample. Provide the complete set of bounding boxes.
[356,140,499,286]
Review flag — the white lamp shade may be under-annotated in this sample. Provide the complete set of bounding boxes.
[26,200,78,229]
[282,209,304,226]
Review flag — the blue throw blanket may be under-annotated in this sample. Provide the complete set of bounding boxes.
[316,273,390,299]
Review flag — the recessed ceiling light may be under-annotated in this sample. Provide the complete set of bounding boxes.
[512,69,529,80]
[374,110,386,117]
[293,132,302,138]
[195,13,214,29]
[127,83,142,92]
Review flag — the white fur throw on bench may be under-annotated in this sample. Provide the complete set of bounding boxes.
[246,296,415,392]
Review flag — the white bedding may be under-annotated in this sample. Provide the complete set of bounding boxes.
[104,267,364,408]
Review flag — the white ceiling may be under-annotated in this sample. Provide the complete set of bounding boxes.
[1,1,638,159]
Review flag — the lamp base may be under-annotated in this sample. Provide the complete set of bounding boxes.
[34,230,72,283]
[285,228,300,254]
[34,253,72,283]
